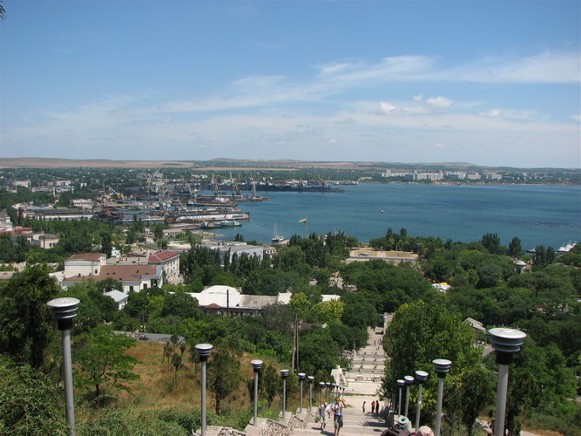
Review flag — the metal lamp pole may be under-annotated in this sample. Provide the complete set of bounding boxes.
[298,373,306,413]
[414,370,429,432]
[396,379,405,416]
[195,343,213,436]
[47,297,80,436]
[308,376,314,411]
[488,328,526,436]
[403,375,414,417]
[280,369,289,420]
[432,359,452,436]
[251,360,263,426]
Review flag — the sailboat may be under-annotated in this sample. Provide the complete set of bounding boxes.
[272,223,285,243]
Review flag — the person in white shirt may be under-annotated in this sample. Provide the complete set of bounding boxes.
[331,397,345,436]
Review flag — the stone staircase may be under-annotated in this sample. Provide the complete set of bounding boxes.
[289,327,390,435]
[204,327,390,436]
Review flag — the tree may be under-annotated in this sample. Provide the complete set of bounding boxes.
[75,324,139,398]
[507,237,523,258]
[0,356,67,435]
[261,363,279,407]
[0,265,60,368]
[481,232,504,255]
[534,245,557,269]
[298,328,341,376]
[60,282,117,333]
[384,301,493,432]
[206,342,241,415]
[504,339,577,434]
[100,231,113,257]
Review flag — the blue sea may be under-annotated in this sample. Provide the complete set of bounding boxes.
[207,184,581,250]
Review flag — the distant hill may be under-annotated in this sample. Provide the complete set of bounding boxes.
[1,156,483,170]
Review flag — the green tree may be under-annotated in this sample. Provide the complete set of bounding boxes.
[504,340,577,434]
[481,232,504,255]
[207,342,242,415]
[0,356,67,435]
[299,328,341,376]
[100,230,113,257]
[0,265,60,368]
[533,245,557,269]
[75,324,139,398]
[507,236,523,258]
[384,300,493,432]
[261,363,279,407]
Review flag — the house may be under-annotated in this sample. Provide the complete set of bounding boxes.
[104,289,129,309]
[216,242,265,266]
[19,207,94,221]
[64,253,105,278]
[149,250,180,284]
[346,248,418,265]
[432,282,451,293]
[31,233,60,249]
[186,287,342,317]
[62,253,163,292]
[62,264,163,293]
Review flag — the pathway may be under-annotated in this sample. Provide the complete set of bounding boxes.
[290,327,389,435]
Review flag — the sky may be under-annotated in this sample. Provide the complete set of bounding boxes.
[1,1,580,168]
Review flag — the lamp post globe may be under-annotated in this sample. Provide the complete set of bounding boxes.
[432,359,452,436]
[195,344,213,436]
[250,360,263,426]
[307,376,315,411]
[280,369,289,420]
[403,375,414,418]
[414,370,429,432]
[47,297,80,436]
[488,328,526,436]
[396,379,405,417]
[298,373,306,413]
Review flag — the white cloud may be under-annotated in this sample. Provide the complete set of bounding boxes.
[426,96,454,107]
[478,108,537,121]
[571,114,581,122]
[380,101,397,113]
[318,62,355,76]
[481,109,503,118]
[450,50,580,84]
[413,94,423,101]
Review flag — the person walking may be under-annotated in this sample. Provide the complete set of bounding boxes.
[331,397,345,436]
[362,401,366,414]
[319,402,328,431]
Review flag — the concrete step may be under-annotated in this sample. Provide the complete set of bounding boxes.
[291,408,388,435]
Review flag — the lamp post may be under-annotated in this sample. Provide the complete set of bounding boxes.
[280,369,289,420]
[47,297,80,436]
[396,379,405,416]
[432,359,452,436]
[308,376,314,411]
[298,373,306,413]
[319,381,325,405]
[251,360,263,426]
[195,344,213,436]
[403,375,414,417]
[414,370,429,432]
[488,328,526,436]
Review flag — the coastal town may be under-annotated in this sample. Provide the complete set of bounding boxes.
[0,161,579,435]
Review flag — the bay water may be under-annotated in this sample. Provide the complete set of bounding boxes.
[209,184,580,251]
